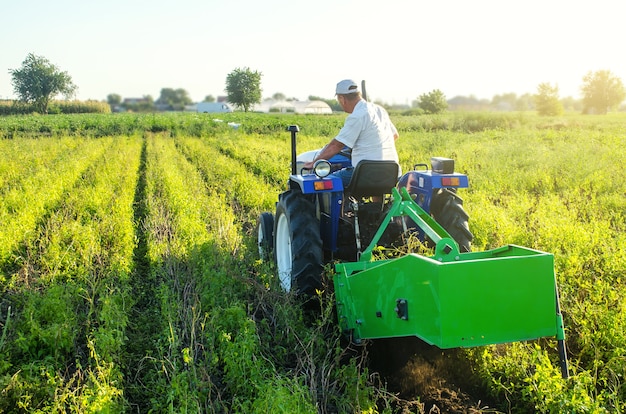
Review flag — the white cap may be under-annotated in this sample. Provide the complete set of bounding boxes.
[335,79,360,95]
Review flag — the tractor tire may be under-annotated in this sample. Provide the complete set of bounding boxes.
[256,212,274,261]
[430,188,473,252]
[274,190,324,295]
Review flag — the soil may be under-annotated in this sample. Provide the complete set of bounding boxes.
[367,337,503,413]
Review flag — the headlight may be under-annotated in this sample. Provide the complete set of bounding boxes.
[313,160,331,178]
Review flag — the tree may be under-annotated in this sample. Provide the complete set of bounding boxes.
[225,67,262,112]
[272,92,286,101]
[491,92,518,111]
[561,96,583,112]
[107,93,122,106]
[446,95,490,111]
[580,70,626,114]
[534,83,563,116]
[9,53,77,114]
[156,88,192,110]
[418,89,448,114]
[123,95,155,112]
[203,95,216,102]
[107,93,122,112]
[515,93,535,111]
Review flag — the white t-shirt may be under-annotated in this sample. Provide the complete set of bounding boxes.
[334,99,399,169]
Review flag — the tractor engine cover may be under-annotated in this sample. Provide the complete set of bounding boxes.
[431,157,454,174]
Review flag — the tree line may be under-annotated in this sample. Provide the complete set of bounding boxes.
[6,53,626,116]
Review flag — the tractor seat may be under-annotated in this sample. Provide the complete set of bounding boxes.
[344,160,400,199]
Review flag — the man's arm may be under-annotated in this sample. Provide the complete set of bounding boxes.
[303,139,346,169]
[392,122,399,141]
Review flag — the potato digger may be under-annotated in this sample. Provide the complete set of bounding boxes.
[256,125,570,378]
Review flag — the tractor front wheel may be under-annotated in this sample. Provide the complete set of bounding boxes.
[256,212,274,261]
[430,188,473,252]
[274,190,323,295]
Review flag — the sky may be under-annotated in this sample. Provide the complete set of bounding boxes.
[1,0,624,105]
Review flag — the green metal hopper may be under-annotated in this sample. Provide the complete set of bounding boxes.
[334,187,569,377]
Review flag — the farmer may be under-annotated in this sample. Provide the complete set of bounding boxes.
[303,79,400,188]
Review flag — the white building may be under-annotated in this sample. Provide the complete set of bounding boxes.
[253,100,332,114]
[195,102,233,113]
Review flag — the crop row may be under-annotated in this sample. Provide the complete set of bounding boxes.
[0,138,111,273]
[1,135,142,410]
[124,134,373,411]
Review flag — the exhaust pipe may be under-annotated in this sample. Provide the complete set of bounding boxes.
[287,125,300,175]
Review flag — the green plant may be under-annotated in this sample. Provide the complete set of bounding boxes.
[0,112,625,412]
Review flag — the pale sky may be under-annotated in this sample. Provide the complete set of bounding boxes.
[1,0,623,104]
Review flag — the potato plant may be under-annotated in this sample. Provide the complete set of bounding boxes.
[0,111,624,413]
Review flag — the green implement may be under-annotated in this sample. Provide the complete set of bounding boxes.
[334,187,569,378]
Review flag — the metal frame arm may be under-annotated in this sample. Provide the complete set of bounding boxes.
[359,187,459,262]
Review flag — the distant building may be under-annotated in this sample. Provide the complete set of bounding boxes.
[122,97,151,105]
[293,100,333,114]
[195,102,233,113]
[253,99,332,114]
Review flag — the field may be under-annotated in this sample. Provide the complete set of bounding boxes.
[0,111,624,413]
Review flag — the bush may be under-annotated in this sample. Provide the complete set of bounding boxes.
[0,100,110,116]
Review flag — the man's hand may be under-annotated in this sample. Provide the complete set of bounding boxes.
[302,139,345,171]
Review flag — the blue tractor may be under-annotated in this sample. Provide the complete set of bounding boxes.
[256,125,473,296]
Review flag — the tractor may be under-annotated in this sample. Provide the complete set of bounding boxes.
[256,125,570,378]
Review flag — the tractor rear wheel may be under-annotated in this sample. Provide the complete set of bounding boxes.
[430,188,473,252]
[256,212,274,261]
[274,190,323,295]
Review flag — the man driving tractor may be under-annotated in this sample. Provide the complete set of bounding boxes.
[303,79,400,187]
